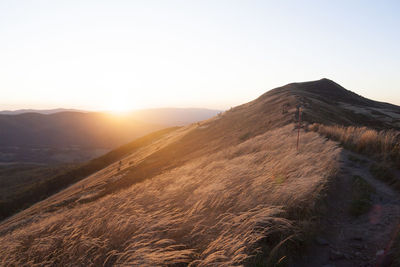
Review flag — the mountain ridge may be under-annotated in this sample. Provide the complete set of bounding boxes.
[0,108,86,115]
[255,78,400,130]
[0,108,221,164]
[1,79,399,266]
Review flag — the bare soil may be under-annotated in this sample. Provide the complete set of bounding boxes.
[294,150,400,267]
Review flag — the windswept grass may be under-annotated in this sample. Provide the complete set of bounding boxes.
[309,124,400,168]
[369,163,400,191]
[0,125,339,266]
[0,127,177,221]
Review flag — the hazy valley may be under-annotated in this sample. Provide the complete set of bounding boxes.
[0,108,220,164]
[0,108,219,222]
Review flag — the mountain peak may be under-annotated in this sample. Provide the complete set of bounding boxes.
[288,78,344,91]
[254,78,400,130]
[317,77,336,83]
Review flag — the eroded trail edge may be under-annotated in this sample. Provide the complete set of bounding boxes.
[296,150,400,267]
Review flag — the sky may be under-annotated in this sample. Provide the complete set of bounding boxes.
[0,0,399,111]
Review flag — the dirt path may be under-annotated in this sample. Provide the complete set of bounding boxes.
[294,150,400,267]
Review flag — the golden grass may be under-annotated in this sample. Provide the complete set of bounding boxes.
[0,125,340,266]
[310,124,400,167]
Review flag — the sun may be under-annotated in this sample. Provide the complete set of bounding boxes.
[105,97,134,114]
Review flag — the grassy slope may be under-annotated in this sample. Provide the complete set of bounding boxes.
[0,125,340,266]
[289,79,400,130]
[0,163,76,217]
[0,127,178,221]
[3,79,400,265]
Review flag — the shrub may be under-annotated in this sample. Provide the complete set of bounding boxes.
[369,163,400,191]
[349,175,375,216]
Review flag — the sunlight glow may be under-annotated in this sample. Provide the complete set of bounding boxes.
[104,97,135,114]
[0,1,399,110]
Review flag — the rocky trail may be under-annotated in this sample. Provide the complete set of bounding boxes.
[295,150,400,267]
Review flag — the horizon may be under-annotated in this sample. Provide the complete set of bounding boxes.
[1,1,400,263]
[1,77,399,113]
[1,1,399,111]
[0,106,223,113]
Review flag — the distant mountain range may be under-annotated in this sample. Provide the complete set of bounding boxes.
[0,108,221,163]
[0,108,221,126]
[2,79,400,265]
[0,108,85,115]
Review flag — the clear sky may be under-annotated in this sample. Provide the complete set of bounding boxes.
[1,0,399,111]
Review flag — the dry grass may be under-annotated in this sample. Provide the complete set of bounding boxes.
[0,125,340,266]
[309,124,400,167]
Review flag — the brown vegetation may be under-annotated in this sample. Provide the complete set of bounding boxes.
[349,175,375,216]
[309,124,400,168]
[0,125,340,266]
[0,127,177,221]
[3,79,400,265]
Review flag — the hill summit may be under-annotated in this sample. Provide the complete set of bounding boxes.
[254,78,400,129]
[0,79,399,266]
